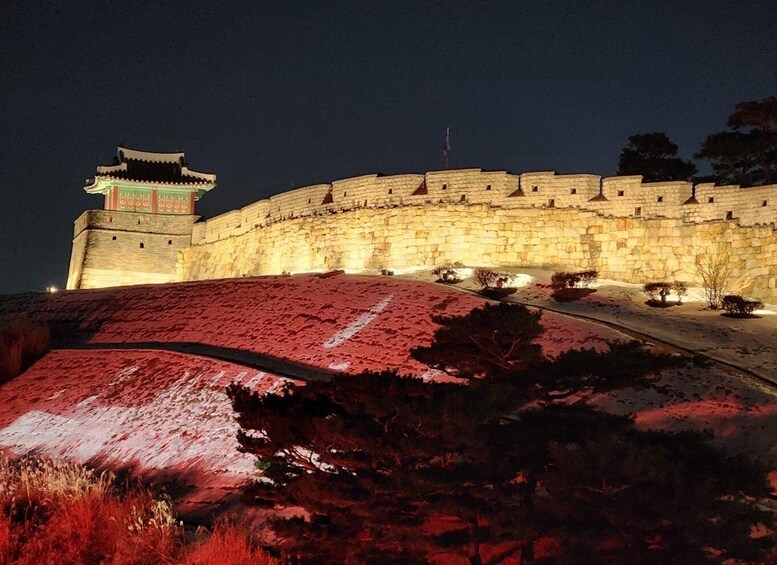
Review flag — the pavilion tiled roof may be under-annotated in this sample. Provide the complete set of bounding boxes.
[92,147,216,186]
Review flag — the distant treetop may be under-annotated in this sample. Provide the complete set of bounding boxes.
[616,132,697,182]
[696,96,777,186]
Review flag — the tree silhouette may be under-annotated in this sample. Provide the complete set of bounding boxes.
[696,96,777,186]
[617,133,697,182]
[229,305,773,564]
[411,303,544,379]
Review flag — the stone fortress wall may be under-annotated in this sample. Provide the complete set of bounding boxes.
[177,169,777,300]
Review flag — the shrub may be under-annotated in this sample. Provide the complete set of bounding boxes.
[495,274,511,288]
[694,243,751,309]
[643,281,689,307]
[551,271,574,289]
[721,295,764,317]
[0,317,49,383]
[480,287,518,300]
[551,270,598,290]
[577,269,598,288]
[432,261,464,284]
[380,268,394,276]
[673,281,689,303]
[643,282,672,305]
[473,268,498,290]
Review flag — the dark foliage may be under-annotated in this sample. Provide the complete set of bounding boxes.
[410,303,544,379]
[643,282,672,305]
[696,97,777,186]
[472,268,498,290]
[433,262,464,284]
[479,287,517,300]
[617,133,697,182]
[721,295,764,317]
[229,305,773,564]
[642,282,688,307]
[550,270,598,290]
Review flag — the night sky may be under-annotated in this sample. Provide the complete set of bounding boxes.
[1,1,776,294]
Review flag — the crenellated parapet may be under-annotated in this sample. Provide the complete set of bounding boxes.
[192,169,777,245]
[178,169,777,301]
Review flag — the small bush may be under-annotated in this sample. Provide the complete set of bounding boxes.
[473,268,498,289]
[551,272,574,289]
[551,270,598,289]
[673,281,689,303]
[0,317,49,383]
[643,281,689,307]
[721,295,764,317]
[433,261,464,284]
[577,270,598,288]
[480,287,518,300]
[380,268,394,276]
[643,282,672,306]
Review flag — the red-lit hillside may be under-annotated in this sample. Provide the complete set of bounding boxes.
[0,274,620,376]
[0,274,626,515]
[0,348,281,514]
[6,273,773,520]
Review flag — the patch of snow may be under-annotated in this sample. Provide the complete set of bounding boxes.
[109,365,139,386]
[208,370,227,385]
[675,286,708,303]
[754,309,776,316]
[590,278,643,289]
[454,267,474,280]
[328,361,351,371]
[0,407,135,461]
[420,368,446,383]
[503,273,534,288]
[76,395,99,407]
[382,265,432,275]
[243,372,267,388]
[323,294,394,349]
[266,377,291,396]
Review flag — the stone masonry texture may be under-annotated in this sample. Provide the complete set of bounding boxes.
[68,169,777,300]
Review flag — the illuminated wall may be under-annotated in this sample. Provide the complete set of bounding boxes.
[179,203,777,300]
[69,169,777,299]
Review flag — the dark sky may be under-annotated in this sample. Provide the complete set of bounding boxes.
[1,1,776,294]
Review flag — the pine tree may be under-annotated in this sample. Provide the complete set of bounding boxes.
[696,97,777,186]
[229,304,773,564]
[617,133,697,182]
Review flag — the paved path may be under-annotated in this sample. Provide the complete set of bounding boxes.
[507,298,777,391]
[57,341,337,382]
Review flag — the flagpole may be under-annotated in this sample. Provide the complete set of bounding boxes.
[443,126,450,169]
